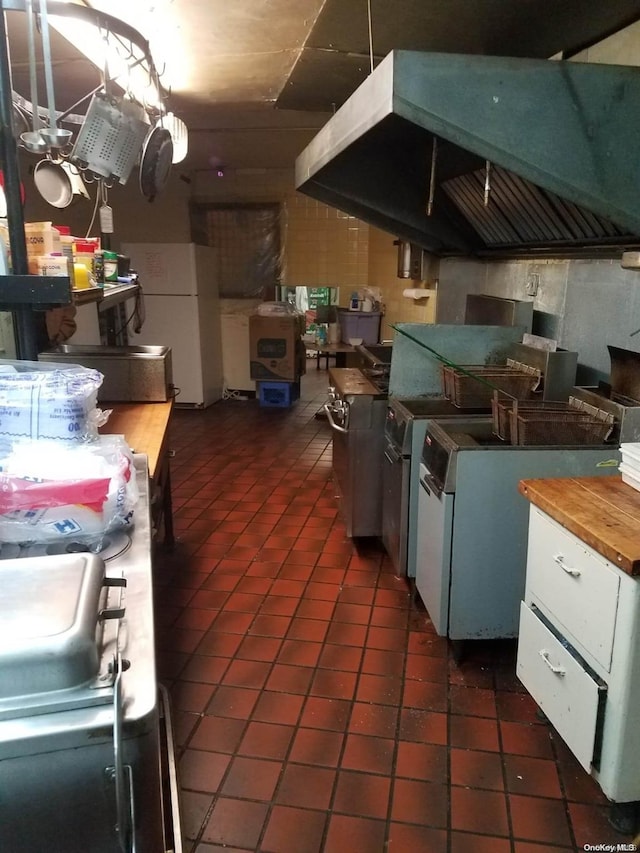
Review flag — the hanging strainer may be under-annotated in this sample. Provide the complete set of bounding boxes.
[69,92,150,185]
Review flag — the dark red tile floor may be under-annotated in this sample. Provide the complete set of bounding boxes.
[153,368,629,853]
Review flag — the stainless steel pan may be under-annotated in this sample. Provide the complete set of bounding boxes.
[33,158,73,208]
[139,126,173,201]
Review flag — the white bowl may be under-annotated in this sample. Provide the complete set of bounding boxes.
[348,337,363,346]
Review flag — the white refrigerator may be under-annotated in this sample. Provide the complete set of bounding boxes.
[122,242,223,407]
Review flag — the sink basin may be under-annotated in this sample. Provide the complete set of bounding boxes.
[356,343,393,366]
[38,345,173,402]
[47,344,167,359]
[394,397,490,418]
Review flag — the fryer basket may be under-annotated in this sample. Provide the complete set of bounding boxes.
[492,396,573,442]
[441,363,539,408]
[510,411,614,445]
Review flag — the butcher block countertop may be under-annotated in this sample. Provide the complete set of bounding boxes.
[519,475,640,576]
[100,400,173,482]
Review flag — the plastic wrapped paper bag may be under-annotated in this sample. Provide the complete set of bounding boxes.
[255,301,301,317]
[0,359,108,443]
[0,435,138,545]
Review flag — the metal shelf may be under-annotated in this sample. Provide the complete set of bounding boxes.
[0,274,71,310]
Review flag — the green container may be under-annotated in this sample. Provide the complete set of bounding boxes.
[103,250,118,282]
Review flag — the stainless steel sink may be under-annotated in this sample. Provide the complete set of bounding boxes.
[356,343,393,367]
[48,344,167,359]
[38,344,173,402]
[394,396,490,418]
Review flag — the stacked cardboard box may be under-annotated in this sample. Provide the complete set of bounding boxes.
[249,313,307,382]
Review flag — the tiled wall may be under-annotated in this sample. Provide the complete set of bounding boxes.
[367,227,437,341]
[282,191,369,299]
[281,198,438,335]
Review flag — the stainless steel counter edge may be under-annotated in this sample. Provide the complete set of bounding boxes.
[0,454,157,757]
[73,282,140,308]
[97,282,140,311]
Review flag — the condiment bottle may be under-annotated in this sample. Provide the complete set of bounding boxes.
[93,250,105,287]
[103,250,118,282]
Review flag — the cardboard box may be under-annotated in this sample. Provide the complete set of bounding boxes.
[249,314,306,381]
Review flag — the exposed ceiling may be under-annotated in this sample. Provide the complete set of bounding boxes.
[4,0,640,177]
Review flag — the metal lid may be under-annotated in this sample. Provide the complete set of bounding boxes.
[608,346,640,404]
[0,553,106,703]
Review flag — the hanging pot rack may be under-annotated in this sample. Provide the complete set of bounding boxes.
[5,0,170,133]
[0,1,175,360]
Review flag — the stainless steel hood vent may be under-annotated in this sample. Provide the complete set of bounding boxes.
[295,51,640,258]
[442,165,629,248]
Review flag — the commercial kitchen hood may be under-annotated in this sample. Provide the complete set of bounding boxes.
[295,51,640,259]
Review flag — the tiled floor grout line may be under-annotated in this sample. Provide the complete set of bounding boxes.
[445,654,453,852]
[494,661,517,853]
[383,567,412,851]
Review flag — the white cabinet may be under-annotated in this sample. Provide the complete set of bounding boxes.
[518,601,606,771]
[220,313,255,393]
[524,508,621,672]
[517,505,640,805]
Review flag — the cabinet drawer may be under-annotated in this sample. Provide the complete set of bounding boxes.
[517,602,606,772]
[526,508,620,672]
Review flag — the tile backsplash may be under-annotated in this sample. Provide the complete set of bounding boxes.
[282,191,369,293]
[283,202,438,336]
[367,228,437,340]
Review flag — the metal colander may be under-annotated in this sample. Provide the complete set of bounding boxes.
[69,92,150,185]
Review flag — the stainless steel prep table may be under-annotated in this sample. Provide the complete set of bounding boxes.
[0,458,180,852]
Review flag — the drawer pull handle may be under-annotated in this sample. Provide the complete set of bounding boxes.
[539,649,566,676]
[553,554,581,577]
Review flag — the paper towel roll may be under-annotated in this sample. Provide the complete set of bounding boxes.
[403,288,430,300]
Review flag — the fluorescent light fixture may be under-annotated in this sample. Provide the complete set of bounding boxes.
[48,12,163,110]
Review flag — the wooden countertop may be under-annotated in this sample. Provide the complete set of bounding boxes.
[100,400,173,481]
[519,475,640,575]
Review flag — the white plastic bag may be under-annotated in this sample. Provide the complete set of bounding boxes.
[0,435,138,544]
[255,301,301,317]
[0,359,108,443]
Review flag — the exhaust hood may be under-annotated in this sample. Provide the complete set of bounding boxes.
[295,51,640,258]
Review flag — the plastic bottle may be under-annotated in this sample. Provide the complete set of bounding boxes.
[93,250,105,287]
[103,250,118,282]
[73,263,91,290]
[56,225,75,273]
[0,237,9,276]
[349,291,359,311]
[0,219,10,273]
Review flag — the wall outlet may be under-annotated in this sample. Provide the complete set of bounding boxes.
[526,272,540,296]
